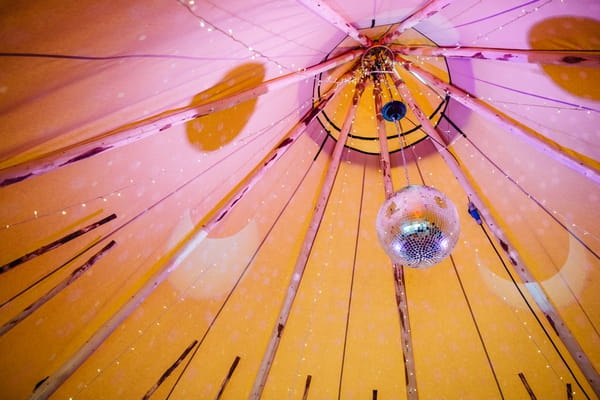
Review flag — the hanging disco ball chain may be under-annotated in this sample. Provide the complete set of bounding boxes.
[375,89,460,268]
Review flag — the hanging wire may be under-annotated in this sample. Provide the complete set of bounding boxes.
[409,145,426,185]
[382,73,396,100]
[380,72,413,187]
[393,119,410,186]
[403,98,563,400]
[383,70,431,188]
[401,111,507,399]
[76,126,322,399]
[337,159,367,400]
[177,0,290,72]
[478,225,592,399]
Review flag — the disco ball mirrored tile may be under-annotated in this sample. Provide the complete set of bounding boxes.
[376,185,460,268]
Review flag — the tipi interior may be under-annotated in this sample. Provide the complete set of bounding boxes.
[0,0,599,399]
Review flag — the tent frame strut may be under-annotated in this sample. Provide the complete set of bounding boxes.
[373,74,419,400]
[9,2,599,397]
[392,45,600,67]
[296,0,372,47]
[397,56,600,185]
[27,73,350,400]
[0,49,363,188]
[250,76,368,399]
[392,67,600,397]
[380,0,453,44]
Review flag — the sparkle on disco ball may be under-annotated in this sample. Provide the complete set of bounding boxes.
[376,185,460,268]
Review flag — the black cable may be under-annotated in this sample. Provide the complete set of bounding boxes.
[0,238,100,308]
[479,224,591,400]
[337,160,367,400]
[415,143,504,396]
[442,113,599,338]
[449,254,506,399]
[164,136,321,399]
[462,132,599,260]
[409,145,426,185]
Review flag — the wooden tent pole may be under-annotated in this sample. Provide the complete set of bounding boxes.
[380,0,453,44]
[373,75,419,399]
[297,0,372,47]
[202,70,356,234]
[0,49,363,188]
[373,76,394,196]
[392,72,600,397]
[28,77,350,400]
[392,45,600,67]
[249,76,368,399]
[397,57,600,184]
[0,241,116,337]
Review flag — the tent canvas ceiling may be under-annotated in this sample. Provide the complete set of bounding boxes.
[0,0,599,399]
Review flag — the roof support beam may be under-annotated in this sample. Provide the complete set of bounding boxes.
[373,75,419,400]
[392,45,600,67]
[0,48,364,188]
[250,76,368,399]
[392,70,600,398]
[397,57,600,184]
[0,240,116,337]
[297,0,372,47]
[28,76,350,400]
[380,0,453,44]
[373,76,395,196]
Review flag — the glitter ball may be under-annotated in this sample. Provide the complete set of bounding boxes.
[376,185,460,268]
